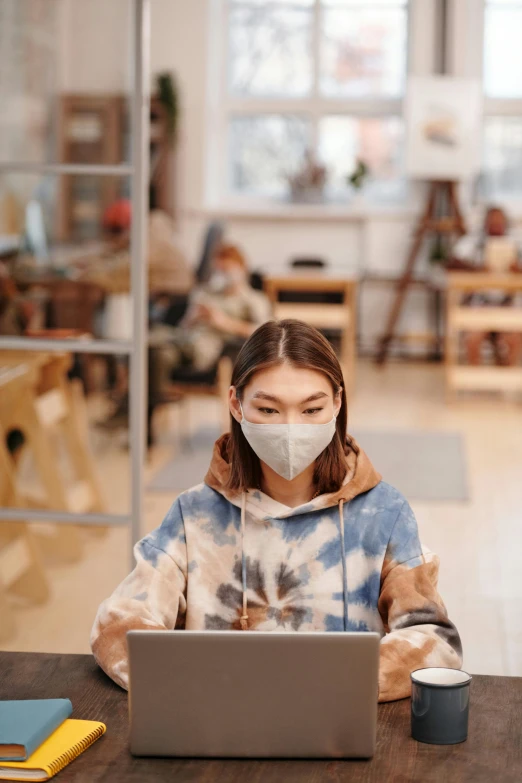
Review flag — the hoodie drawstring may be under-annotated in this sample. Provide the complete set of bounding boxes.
[339,498,348,632]
[239,492,349,633]
[240,492,249,630]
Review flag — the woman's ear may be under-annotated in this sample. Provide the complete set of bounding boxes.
[334,386,343,417]
[229,386,242,424]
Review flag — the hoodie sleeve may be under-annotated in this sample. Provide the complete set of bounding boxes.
[90,498,188,690]
[377,500,463,703]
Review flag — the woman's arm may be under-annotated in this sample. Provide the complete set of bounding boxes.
[90,499,188,689]
[377,501,463,702]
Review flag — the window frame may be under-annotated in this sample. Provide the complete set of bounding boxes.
[482,0,522,204]
[207,0,430,211]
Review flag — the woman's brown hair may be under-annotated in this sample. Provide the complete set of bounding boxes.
[226,319,350,495]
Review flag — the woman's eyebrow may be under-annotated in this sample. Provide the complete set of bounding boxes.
[251,391,281,402]
[251,391,328,404]
[301,391,328,403]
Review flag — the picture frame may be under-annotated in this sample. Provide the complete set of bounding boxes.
[405,76,482,181]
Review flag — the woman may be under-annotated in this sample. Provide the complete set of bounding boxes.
[91,320,462,701]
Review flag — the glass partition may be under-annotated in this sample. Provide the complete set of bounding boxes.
[0,0,149,567]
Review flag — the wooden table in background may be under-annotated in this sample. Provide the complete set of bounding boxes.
[263,272,357,394]
[1,652,521,782]
[445,272,522,397]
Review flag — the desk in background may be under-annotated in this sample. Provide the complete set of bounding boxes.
[445,272,522,397]
[263,272,357,394]
[1,652,521,782]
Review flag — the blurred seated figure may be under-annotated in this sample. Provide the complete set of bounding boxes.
[100,242,271,433]
[78,206,193,298]
[148,242,271,403]
[79,206,194,402]
[449,206,522,366]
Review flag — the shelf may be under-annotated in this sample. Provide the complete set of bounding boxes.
[183,204,418,223]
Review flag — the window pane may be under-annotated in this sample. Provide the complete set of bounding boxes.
[229,4,313,97]
[483,117,522,199]
[319,116,405,202]
[229,116,311,197]
[320,4,407,98]
[484,5,522,97]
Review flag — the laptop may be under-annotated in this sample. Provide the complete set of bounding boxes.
[128,630,380,759]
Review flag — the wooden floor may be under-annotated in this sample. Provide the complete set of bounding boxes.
[1,360,521,677]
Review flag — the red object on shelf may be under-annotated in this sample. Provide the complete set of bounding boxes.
[102,199,132,233]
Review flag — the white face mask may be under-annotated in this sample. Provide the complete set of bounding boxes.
[239,402,337,481]
[207,272,228,293]
[208,270,244,293]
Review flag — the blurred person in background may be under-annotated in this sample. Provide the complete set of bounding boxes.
[450,206,522,366]
[83,203,194,417]
[100,242,271,430]
[92,319,462,702]
[147,243,272,404]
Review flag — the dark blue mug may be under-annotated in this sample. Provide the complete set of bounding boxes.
[411,667,472,745]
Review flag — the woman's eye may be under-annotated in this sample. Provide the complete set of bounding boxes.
[259,407,278,415]
[304,407,324,415]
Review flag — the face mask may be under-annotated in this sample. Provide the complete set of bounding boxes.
[239,402,337,481]
[208,269,244,293]
[207,273,228,293]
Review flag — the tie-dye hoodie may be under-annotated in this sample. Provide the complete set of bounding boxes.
[91,435,462,701]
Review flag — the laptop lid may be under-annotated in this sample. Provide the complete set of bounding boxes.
[128,630,380,759]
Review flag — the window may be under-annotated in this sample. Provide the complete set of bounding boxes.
[483,0,522,199]
[220,0,409,204]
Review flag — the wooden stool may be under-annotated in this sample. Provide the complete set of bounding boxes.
[0,352,107,564]
[0,367,50,641]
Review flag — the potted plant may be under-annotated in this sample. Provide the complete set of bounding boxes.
[346,158,369,205]
[155,72,179,145]
[287,151,327,204]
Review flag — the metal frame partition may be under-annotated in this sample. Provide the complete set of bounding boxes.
[0,0,150,568]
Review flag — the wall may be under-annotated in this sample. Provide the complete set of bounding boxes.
[149,0,441,353]
[58,0,454,354]
[59,0,132,93]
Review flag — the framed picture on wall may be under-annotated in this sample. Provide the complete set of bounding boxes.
[405,76,482,181]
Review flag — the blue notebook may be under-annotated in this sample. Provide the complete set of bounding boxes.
[0,700,72,761]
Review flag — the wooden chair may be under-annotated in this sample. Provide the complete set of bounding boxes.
[45,281,104,394]
[263,273,358,396]
[148,353,234,447]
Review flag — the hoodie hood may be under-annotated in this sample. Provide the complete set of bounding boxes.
[204,432,381,521]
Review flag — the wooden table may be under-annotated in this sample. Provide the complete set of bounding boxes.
[1,652,521,782]
[263,272,357,394]
[445,272,522,397]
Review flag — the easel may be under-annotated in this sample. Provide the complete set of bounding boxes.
[376,180,466,364]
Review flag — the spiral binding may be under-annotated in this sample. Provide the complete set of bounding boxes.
[46,725,104,778]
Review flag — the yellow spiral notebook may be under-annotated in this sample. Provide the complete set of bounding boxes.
[0,719,106,781]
